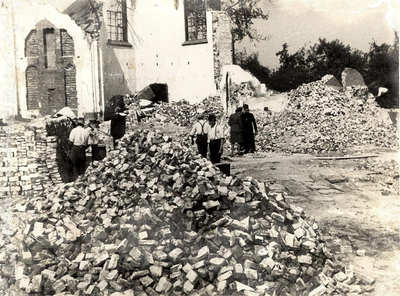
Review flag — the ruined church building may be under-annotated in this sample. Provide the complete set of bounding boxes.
[2,0,233,119]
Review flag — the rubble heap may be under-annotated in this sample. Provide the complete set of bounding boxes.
[5,129,376,296]
[127,96,225,128]
[256,78,398,155]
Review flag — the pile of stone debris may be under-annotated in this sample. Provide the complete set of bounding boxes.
[255,78,398,155]
[1,129,376,296]
[126,96,225,128]
[124,77,397,156]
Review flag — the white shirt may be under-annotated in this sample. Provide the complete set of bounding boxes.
[207,123,224,140]
[190,120,210,136]
[85,127,99,145]
[69,126,89,146]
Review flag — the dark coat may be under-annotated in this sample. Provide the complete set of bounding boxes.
[110,114,126,140]
[241,112,258,152]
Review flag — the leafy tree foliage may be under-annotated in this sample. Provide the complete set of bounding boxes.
[222,0,269,63]
[236,50,270,84]
[222,0,269,43]
[237,37,399,108]
[364,33,399,108]
[306,38,368,79]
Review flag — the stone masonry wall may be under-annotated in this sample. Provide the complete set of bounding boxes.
[25,20,77,116]
[212,11,233,89]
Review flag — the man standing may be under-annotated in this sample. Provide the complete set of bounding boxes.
[241,104,258,153]
[228,107,243,156]
[68,117,89,177]
[189,111,209,158]
[207,114,225,164]
[110,107,128,149]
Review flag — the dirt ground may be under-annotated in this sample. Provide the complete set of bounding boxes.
[228,146,399,296]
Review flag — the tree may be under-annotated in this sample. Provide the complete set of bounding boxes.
[268,39,368,92]
[268,43,314,92]
[222,0,270,63]
[236,49,270,84]
[306,38,367,81]
[365,33,399,108]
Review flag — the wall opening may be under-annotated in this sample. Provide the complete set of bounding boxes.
[43,28,56,68]
[149,83,169,103]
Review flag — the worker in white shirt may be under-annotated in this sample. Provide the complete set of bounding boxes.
[189,111,209,158]
[207,113,225,164]
[68,117,89,177]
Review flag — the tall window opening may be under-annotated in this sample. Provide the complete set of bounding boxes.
[44,28,56,68]
[107,0,128,42]
[184,0,207,42]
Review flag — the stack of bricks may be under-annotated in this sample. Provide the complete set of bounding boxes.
[0,120,63,199]
[46,136,63,185]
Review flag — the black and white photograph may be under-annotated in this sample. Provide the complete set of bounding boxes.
[0,0,399,295]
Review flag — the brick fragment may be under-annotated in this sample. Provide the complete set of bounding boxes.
[186,269,199,284]
[309,284,327,296]
[217,271,232,282]
[197,246,210,260]
[140,276,154,287]
[150,265,163,277]
[183,280,194,294]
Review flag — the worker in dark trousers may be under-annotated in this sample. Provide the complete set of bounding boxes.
[207,114,225,164]
[68,117,89,178]
[110,107,128,149]
[190,111,210,158]
[241,104,258,153]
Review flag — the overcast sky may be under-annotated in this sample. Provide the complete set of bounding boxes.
[242,0,399,68]
[13,0,399,69]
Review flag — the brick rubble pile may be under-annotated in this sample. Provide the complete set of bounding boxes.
[255,78,398,155]
[127,96,225,128]
[3,129,376,296]
[0,120,63,199]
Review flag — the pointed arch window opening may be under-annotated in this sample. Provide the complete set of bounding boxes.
[43,28,56,68]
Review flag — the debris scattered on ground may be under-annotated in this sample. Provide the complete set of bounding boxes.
[2,129,377,296]
[354,158,399,194]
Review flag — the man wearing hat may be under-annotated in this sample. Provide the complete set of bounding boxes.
[189,109,209,158]
[86,116,100,146]
[68,117,89,177]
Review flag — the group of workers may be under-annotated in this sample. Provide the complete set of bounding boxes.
[68,103,257,177]
[190,104,258,163]
[190,113,225,164]
[68,107,127,178]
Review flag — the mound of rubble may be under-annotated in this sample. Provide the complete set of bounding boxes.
[2,129,376,296]
[256,78,398,155]
[126,96,225,128]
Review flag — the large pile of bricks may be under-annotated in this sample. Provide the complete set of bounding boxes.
[255,78,398,155]
[126,96,225,128]
[0,119,62,199]
[4,129,376,295]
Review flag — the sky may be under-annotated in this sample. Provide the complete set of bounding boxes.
[11,0,400,69]
[240,0,399,69]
